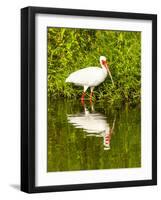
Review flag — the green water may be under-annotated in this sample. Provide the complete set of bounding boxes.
[47,99,141,172]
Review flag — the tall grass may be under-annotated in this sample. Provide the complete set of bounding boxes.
[48,28,141,105]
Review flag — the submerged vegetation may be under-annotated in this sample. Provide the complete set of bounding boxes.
[48,28,141,105]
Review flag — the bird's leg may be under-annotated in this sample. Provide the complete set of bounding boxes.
[90,87,94,103]
[81,86,88,104]
[90,103,95,112]
[81,92,86,105]
[90,92,93,104]
[90,92,93,101]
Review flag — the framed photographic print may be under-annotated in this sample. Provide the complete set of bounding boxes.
[21,6,157,193]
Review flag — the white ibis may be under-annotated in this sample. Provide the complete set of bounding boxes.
[65,56,114,102]
[67,105,115,150]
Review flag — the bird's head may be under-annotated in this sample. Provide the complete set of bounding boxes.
[100,56,114,86]
[100,56,110,71]
[100,56,107,68]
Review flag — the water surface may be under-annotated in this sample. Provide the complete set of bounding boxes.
[47,99,141,172]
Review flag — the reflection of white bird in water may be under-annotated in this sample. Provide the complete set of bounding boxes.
[67,105,115,150]
[65,56,114,102]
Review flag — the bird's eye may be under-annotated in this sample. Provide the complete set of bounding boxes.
[102,60,106,65]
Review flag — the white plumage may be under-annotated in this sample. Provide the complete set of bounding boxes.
[67,106,115,150]
[68,108,109,134]
[66,67,107,87]
[65,56,114,101]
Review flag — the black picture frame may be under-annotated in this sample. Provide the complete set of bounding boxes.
[21,6,157,193]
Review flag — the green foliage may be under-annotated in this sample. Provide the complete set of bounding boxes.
[48,28,141,105]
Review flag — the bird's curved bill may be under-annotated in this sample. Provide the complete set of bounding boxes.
[106,63,114,86]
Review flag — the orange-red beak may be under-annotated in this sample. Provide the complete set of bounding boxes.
[102,60,114,86]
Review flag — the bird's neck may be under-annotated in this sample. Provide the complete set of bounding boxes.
[102,66,108,74]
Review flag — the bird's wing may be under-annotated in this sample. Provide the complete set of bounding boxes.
[66,67,105,86]
[67,113,108,133]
